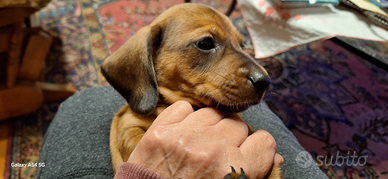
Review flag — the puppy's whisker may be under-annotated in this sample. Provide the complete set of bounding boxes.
[196,88,213,109]
[211,71,231,82]
[216,101,221,110]
[233,104,237,112]
[223,67,236,83]
[213,91,225,107]
[216,96,226,111]
[203,91,214,108]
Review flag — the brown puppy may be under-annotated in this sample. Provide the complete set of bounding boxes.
[101,3,282,179]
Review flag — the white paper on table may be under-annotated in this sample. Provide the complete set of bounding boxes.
[239,0,388,58]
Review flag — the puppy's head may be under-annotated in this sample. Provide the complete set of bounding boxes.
[101,3,271,115]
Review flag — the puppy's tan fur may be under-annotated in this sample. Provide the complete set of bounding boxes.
[102,3,282,179]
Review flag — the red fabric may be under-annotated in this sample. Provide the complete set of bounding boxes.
[114,163,163,179]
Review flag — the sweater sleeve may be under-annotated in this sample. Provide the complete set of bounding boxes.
[114,162,164,179]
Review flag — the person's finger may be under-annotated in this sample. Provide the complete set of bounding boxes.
[240,130,277,152]
[274,153,284,166]
[153,100,194,126]
[215,117,249,146]
[239,130,277,176]
[183,107,224,126]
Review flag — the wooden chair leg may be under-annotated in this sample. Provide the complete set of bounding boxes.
[18,31,52,81]
[37,82,77,103]
[0,81,43,121]
[7,22,23,88]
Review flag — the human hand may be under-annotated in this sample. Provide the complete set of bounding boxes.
[128,100,283,179]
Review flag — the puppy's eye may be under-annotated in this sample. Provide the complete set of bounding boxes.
[196,37,215,51]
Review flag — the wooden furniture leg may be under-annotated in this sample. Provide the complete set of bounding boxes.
[7,22,23,88]
[0,81,43,120]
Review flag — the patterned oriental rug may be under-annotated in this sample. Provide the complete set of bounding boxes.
[1,0,387,179]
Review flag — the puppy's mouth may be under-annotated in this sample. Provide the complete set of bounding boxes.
[213,101,260,113]
[158,86,266,114]
[195,93,264,113]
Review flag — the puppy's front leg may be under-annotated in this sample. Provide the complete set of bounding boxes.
[110,105,155,173]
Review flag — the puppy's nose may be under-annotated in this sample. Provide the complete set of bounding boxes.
[249,72,271,92]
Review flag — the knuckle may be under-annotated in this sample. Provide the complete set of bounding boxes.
[198,108,223,118]
[175,100,193,110]
[258,130,277,149]
[235,121,249,136]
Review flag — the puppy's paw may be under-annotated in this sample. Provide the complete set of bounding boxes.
[224,166,248,179]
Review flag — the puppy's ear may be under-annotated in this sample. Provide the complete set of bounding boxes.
[101,25,163,115]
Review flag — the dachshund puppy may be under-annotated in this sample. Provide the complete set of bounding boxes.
[101,3,282,179]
